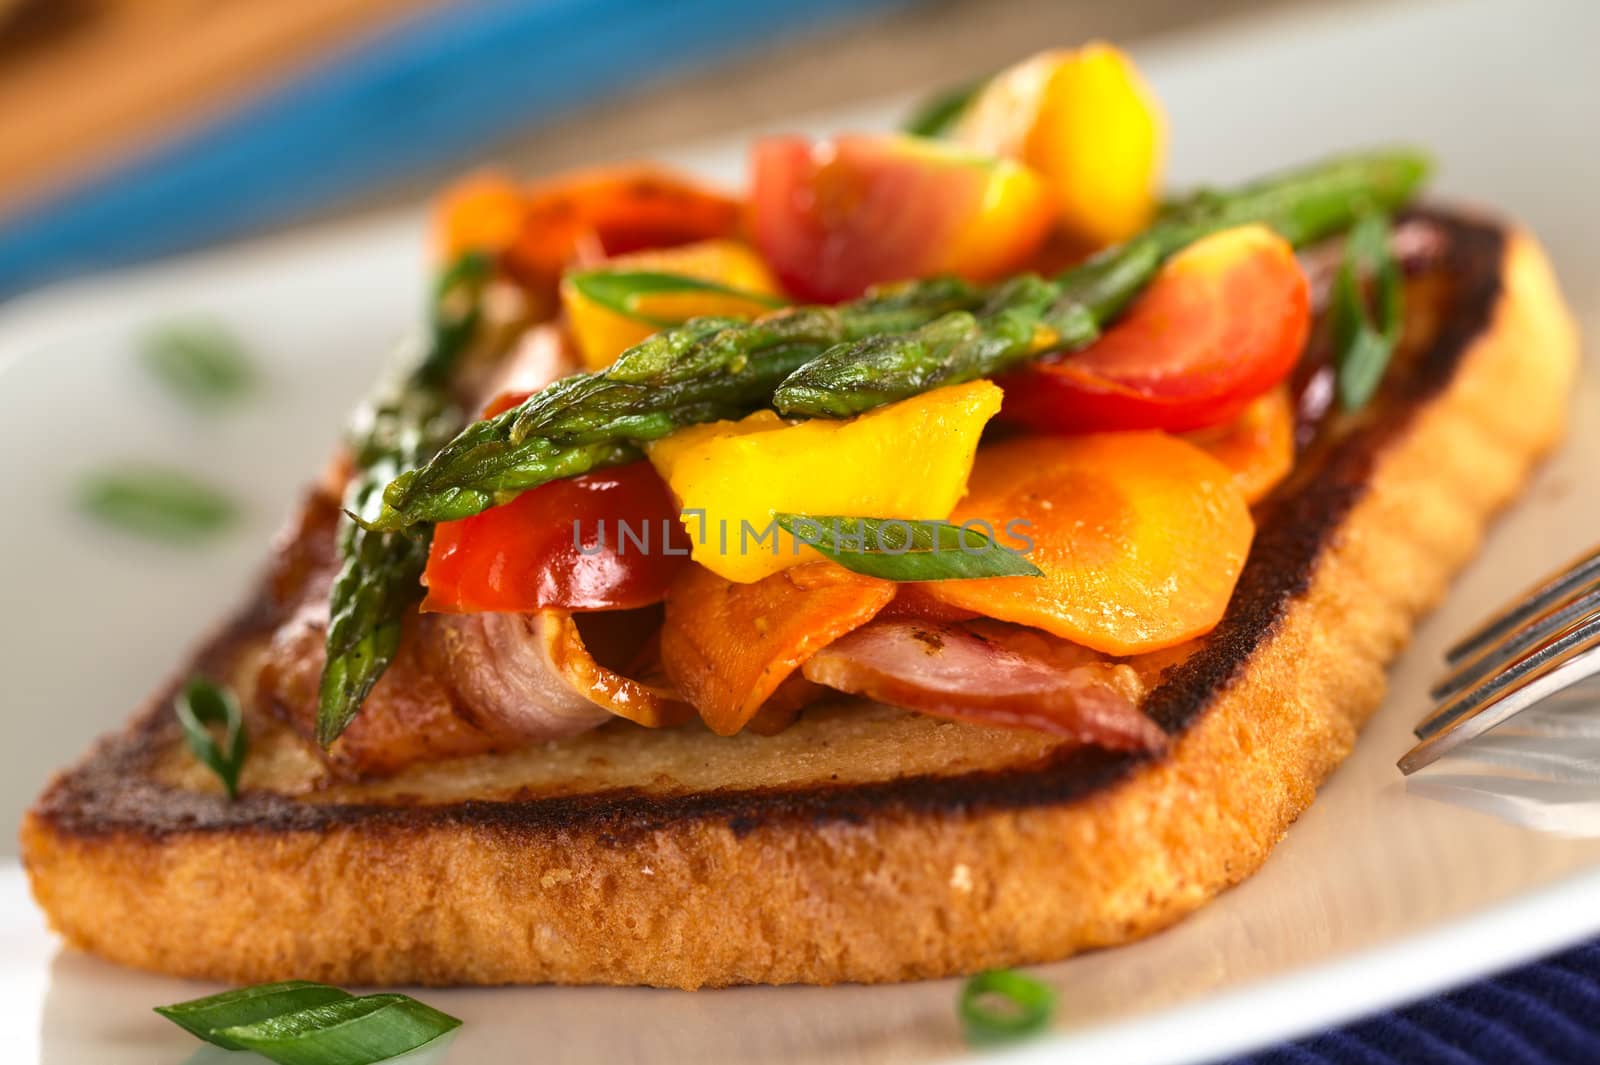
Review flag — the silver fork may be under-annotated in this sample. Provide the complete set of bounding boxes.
[1399,544,1600,774]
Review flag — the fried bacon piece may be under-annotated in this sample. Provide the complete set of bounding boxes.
[257,604,692,776]
[802,618,1166,751]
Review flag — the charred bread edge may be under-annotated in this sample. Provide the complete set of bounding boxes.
[20,209,1578,987]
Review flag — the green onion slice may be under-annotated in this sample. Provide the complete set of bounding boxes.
[567,270,785,328]
[173,677,249,799]
[141,322,257,408]
[156,981,352,1051]
[958,969,1058,1045]
[157,983,462,1065]
[1331,212,1403,411]
[216,993,462,1065]
[774,513,1042,582]
[903,76,988,138]
[78,466,237,543]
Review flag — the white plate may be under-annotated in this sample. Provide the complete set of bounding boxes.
[4,0,1600,1062]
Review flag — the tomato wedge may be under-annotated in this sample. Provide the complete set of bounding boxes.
[422,461,689,614]
[998,224,1310,433]
[481,389,532,419]
[509,168,742,287]
[749,133,1053,303]
[433,166,744,300]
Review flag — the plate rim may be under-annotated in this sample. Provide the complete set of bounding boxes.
[999,862,1600,1064]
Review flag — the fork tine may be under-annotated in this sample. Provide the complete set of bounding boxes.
[1493,690,1600,739]
[1420,732,1600,783]
[1418,612,1600,740]
[1400,619,1600,774]
[1526,675,1600,711]
[1445,544,1600,664]
[1429,578,1600,704]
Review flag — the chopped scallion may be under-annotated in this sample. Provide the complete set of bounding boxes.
[958,969,1058,1045]
[774,513,1041,582]
[172,678,248,799]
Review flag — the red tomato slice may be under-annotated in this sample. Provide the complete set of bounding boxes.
[422,462,689,614]
[749,134,1053,303]
[997,224,1310,433]
[497,167,744,297]
[481,389,531,419]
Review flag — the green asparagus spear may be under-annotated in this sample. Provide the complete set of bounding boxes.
[773,150,1430,416]
[375,149,1429,532]
[372,279,983,528]
[315,253,491,745]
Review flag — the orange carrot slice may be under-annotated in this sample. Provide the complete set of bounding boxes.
[433,171,527,262]
[926,432,1254,655]
[1185,385,1295,504]
[660,561,894,735]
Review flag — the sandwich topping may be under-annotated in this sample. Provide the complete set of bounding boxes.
[258,44,1421,777]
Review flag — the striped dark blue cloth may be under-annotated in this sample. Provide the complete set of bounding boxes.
[1234,943,1600,1064]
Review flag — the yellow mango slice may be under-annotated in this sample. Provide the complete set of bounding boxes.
[561,239,780,370]
[956,43,1166,247]
[647,380,1003,583]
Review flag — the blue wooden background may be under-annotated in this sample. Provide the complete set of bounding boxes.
[0,0,905,299]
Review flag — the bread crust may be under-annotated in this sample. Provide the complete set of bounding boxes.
[20,212,1578,988]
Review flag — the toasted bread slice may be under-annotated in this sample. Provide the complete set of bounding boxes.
[21,211,1578,989]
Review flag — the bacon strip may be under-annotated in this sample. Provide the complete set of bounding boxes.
[420,612,619,740]
[260,605,697,775]
[256,604,510,775]
[477,321,578,406]
[484,610,692,729]
[801,618,1167,752]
